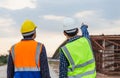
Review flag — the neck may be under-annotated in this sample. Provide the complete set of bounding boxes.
[67,35,77,39]
[23,37,34,40]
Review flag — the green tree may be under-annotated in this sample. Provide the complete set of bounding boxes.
[0,55,8,66]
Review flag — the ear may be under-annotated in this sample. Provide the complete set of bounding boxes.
[76,28,79,34]
[32,32,36,39]
[64,31,67,36]
[64,31,69,39]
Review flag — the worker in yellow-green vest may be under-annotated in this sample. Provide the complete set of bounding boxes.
[59,17,96,78]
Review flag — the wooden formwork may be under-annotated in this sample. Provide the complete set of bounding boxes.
[91,35,120,75]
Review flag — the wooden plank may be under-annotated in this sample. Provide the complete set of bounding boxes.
[103,53,120,55]
[92,39,105,50]
[105,49,120,51]
[105,40,120,47]
[103,60,120,62]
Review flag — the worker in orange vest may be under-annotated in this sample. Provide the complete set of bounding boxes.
[7,20,51,78]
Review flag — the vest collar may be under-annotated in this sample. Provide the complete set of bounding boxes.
[22,38,34,41]
[67,35,80,43]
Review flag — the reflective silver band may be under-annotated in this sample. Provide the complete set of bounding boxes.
[62,46,95,72]
[22,30,36,36]
[62,46,75,71]
[15,67,40,72]
[36,43,41,67]
[65,29,77,33]
[68,59,95,72]
[11,45,15,60]
[68,69,96,78]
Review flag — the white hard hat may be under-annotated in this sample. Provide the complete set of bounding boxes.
[63,17,78,31]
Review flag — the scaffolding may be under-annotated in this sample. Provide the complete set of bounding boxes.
[91,35,120,75]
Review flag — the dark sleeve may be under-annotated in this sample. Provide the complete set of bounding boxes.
[59,49,69,78]
[81,25,90,39]
[40,45,51,78]
[7,53,14,78]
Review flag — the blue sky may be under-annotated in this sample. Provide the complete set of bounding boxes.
[0,0,120,56]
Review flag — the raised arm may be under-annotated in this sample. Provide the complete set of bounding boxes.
[80,23,90,39]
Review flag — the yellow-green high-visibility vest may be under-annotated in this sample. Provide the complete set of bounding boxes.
[61,37,96,78]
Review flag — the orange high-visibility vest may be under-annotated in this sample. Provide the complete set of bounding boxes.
[10,40,42,76]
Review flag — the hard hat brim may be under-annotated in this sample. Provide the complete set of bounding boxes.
[22,30,36,36]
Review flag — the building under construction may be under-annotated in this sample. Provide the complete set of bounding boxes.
[52,35,120,75]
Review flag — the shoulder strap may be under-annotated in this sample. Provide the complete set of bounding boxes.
[61,46,75,71]
[10,45,15,61]
[36,42,43,67]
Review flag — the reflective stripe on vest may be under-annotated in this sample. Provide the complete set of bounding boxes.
[15,67,40,71]
[62,46,95,72]
[11,45,15,61]
[11,42,42,72]
[68,69,96,78]
[61,46,75,71]
[36,43,41,68]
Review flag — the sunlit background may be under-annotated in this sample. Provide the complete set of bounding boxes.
[0,0,120,57]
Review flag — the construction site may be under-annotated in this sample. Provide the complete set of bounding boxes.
[51,35,120,78]
[0,35,120,78]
